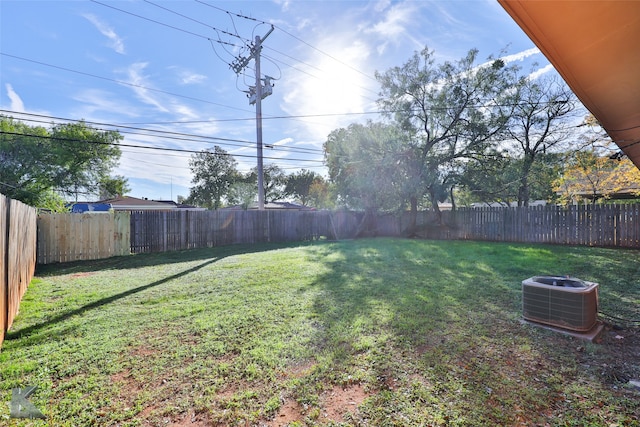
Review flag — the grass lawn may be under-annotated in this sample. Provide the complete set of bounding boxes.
[1,238,639,426]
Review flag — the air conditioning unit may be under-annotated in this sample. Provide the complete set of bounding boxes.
[522,276,599,332]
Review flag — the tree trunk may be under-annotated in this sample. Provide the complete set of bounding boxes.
[449,185,456,212]
[406,196,418,237]
[429,188,443,225]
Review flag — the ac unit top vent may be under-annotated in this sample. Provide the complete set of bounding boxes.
[530,276,587,288]
[524,276,597,293]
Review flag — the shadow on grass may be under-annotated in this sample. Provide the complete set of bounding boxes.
[295,239,640,424]
[306,239,525,347]
[13,242,312,344]
[302,238,639,362]
[35,241,312,276]
[8,257,220,342]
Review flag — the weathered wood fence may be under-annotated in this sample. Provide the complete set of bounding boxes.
[129,209,359,253]
[37,211,130,264]
[1,194,37,348]
[35,204,640,266]
[374,204,640,248]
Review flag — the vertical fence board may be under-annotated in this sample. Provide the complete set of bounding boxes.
[1,195,37,348]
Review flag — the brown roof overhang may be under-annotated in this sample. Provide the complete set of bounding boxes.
[498,1,640,168]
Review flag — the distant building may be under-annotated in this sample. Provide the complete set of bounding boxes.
[94,196,205,211]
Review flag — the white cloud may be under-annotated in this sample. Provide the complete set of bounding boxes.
[365,2,422,53]
[501,47,541,64]
[178,71,207,86]
[374,0,392,12]
[5,84,25,112]
[124,62,169,113]
[528,63,555,80]
[83,13,125,54]
[278,0,292,12]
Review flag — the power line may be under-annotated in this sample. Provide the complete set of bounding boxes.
[1,110,325,155]
[0,52,578,119]
[0,53,254,115]
[90,0,219,42]
[194,1,379,100]
[195,1,377,84]
[143,0,250,44]
[0,130,325,164]
[0,52,379,129]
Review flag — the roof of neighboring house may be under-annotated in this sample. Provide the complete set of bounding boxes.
[98,196,178,211]
[498,1,640,168]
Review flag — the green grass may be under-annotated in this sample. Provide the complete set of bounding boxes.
[1,238,639,426]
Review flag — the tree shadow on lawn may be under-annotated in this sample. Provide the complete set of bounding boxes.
[299,238,640,424]
[304,238,640,354]
[35,241,313,276]
[306,238,530,348]
[12,241,308,345]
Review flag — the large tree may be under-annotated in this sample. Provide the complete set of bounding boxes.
[0,116,124,207]
[244,164,287,203]
[186,146,238,209]
[460,150,565,206]
[376,47,518,227]
[284,169,324,206]
[504,75,577,205]
[98,175,131,200]
[325,121,409,235]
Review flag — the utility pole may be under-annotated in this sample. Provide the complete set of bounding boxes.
[231,25,274,210]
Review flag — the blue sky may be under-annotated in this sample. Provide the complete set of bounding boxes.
[1,0,553,201]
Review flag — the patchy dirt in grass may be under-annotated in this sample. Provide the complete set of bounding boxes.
[99,323,640,426]
[266,383,370,427]
[165,410,211,426]
[321,383,369,421]
[70,272,95,278]
[108,364,213,426]
[269,398,305,427]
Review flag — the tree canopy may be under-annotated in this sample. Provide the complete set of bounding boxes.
[375,47,519,220]
[186,146,238,210]
[321,45,594,219]
[325,121,409,213]
[503,75,577,205]
[0,115,125,208]
[284,169,324,206]
[554,152,640,204]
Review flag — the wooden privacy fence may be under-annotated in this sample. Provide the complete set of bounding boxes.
[36,210,360,261]
[1,194,37,349]
[36,204,640,265]
[37,211,130,264]
[373,204,640,247]
[129,209,360,253]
